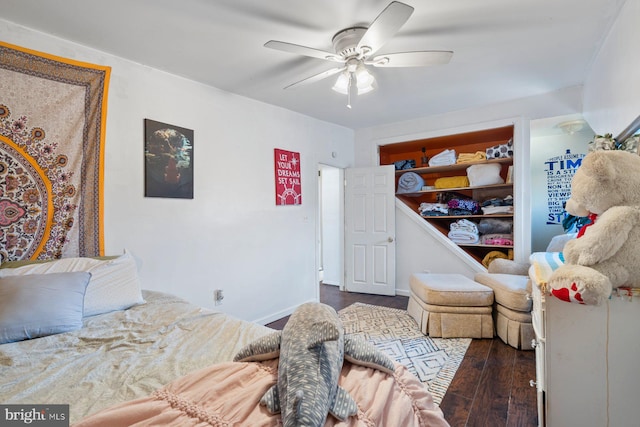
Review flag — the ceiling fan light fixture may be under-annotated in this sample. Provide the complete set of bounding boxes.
[355,65,375,94]
[332,71,351,94]
[332,66,375,96]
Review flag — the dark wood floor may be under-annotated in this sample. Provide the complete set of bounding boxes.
[266,284,538,427]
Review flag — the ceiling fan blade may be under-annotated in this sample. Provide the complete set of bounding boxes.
[368,51,453,67]
[357,1,414,56]
[265,40,344,63]
[284,67,345,90]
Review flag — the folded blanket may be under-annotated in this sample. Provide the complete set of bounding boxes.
[456,151,486,164]
[481,205,514,215]
[529,252,565,293]
[450,218,478,234]
[480,233,513,246]
[486,138,513,159]
[448,230,480,244]
[434,176,469,189]
[477,218,513,234]
[419,203,449,217]
[447,198,481,215]
[429,149,456,167]
[397,172,425,193]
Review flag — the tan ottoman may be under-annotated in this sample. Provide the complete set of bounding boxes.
[407,273,494,338]
[474,272,534,350]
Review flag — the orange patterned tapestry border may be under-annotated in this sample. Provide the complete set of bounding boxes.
[0,40,111,261]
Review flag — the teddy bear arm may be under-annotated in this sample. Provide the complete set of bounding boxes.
[564,207,638,265]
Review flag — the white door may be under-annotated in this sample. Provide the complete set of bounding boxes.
[344,165,396,295]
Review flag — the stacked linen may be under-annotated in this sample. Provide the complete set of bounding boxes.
[481,195,513,215]
[419,202,449,217]
[428,149,456,167]
[397,172,425,193]
[448,219,479,244]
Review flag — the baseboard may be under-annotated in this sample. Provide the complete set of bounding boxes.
[395,289,410,297]
[253,298,317,326]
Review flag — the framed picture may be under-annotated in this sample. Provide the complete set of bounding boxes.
[144,119,194,199]
[274,148,302,205]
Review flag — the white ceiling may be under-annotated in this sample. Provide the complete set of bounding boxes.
[0,0,626,130]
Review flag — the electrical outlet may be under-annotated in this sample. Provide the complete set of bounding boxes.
[213,289,224,306]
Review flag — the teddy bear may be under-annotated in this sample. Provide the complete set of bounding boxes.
[548,150,640,305]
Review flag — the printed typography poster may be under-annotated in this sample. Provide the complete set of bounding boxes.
[274,148,302,205]
[545,149,585,225]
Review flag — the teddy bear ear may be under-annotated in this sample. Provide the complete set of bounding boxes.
[582,151,616,181]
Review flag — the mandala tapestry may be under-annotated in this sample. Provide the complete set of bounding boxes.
[0,41,110,262]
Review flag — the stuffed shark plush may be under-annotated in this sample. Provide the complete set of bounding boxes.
[234,302,395,427]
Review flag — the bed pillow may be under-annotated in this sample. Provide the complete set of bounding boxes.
[0,272,91,344]
[0,251,144,317]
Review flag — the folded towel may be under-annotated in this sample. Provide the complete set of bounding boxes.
[457,151,487,164]
[434,176,469,189]
[397,172,425,193]
[429,149,457,167]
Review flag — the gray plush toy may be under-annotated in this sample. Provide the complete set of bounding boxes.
[234,302,395,427]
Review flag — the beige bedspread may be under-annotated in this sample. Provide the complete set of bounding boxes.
[74,359,450,426]
[0,291,272,423]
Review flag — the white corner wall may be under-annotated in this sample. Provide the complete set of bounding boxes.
[0,18,354,324]
[583,0,640,134]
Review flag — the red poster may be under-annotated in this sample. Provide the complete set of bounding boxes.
[274,148,302,205]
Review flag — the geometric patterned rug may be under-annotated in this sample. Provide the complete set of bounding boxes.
[338,302,471,405]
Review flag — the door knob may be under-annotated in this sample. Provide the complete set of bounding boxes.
[388,237,394,243]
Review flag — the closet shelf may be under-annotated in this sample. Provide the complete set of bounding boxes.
[395,157,512,176]
[458,243,514,249]
[398,183,513,197]
[422,214,513,219]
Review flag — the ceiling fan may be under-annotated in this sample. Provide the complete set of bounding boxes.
[265,1,453,108]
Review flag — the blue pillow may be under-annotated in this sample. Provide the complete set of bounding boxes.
[0,272,91,344]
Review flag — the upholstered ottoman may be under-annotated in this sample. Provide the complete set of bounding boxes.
[474,272,534,350]
[407,273,494,338]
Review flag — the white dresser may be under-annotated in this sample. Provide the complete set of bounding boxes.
[532,285,640,427]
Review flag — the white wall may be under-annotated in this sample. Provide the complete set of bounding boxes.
[0,18,354,324]
[583,0,640,135]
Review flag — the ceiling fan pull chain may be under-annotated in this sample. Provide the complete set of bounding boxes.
[347,72,353,109]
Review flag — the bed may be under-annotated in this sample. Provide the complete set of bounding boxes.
[0,253,449,426]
